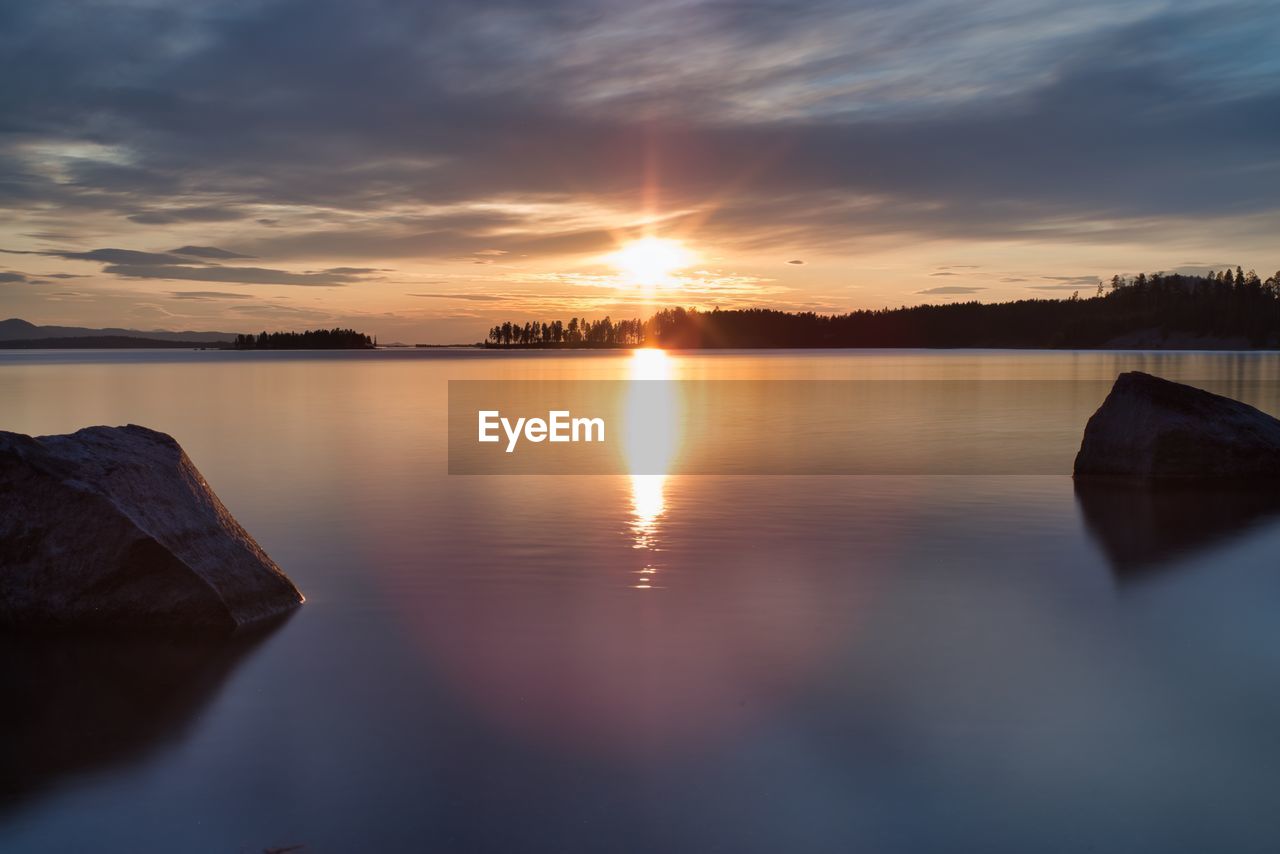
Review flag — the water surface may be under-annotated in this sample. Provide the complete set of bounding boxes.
[2,349,1279,853]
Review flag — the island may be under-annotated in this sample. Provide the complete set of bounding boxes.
[232,328,375,350]
[0,319,377,350]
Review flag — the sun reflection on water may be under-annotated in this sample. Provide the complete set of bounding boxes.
[624,349,679,587]
[630,473,666,549]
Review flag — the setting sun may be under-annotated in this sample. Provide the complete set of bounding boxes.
[608,237,694,287]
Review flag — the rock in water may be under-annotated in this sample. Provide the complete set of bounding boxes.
[1074,372,1280,479]
[0,425,302,632]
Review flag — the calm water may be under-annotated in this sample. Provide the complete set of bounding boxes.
[3,349,1280,853]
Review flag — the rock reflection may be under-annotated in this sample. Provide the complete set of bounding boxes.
[0,620,287,811]
[1074,479,1280,579]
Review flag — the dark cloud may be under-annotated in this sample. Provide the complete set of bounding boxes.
[103,264,363,286]
[1,243,375,286]
[0,272,27,282]
[19,232,83,243]
[127,206,248,225]
[0,0,1276,291]
[786,259,804,265]
[42,248,196,266]
[170,245,253,260]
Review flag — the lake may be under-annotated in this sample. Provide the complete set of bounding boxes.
[3,349,1280,853]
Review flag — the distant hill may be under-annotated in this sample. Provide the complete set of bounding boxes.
[0,318,239,344]
[0,336,227,349]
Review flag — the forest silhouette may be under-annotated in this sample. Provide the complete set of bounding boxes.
[486,267,1280,349]
[233,328,375,350]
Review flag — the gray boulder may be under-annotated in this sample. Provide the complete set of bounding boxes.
[0,425,302,632]
[1074,371,1280,479]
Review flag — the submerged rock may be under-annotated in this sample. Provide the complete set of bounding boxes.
[0,425,302,632]
[1074,372,1280,479]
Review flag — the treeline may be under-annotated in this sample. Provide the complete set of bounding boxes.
[486,316,645,347]
[233,328,375,350]
[485,266,1280,349]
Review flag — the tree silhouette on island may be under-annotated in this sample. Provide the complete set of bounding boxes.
[233,328,375,350]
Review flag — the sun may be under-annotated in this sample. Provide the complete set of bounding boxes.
[608,237,694,287]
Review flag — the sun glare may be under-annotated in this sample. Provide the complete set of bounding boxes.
[629,346,672,380]
[609,237,694,287]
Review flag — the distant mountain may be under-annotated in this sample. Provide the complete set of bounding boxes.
[0,318,239,343]
[0,336,227,349]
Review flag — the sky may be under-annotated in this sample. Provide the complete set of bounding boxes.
[1,0,1278,342]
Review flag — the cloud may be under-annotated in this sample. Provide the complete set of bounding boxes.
[917,286,985,295]
[2,0,1276,248]
[1,0,1278,338]
[1,244,378,286]
[226,303,328,317]
[0,272,27,283]
[127,206,248,225]
[1024,277,1105,294]
[407,292,506,301]
[1171,261,1239,275]
[1041,275,1101,284]
[35,248,196,266]
[786,259,804,265]
[168,290,256,300]
[170,245,253,260]
[103,264,364,286]
[1027,274,1103,290]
